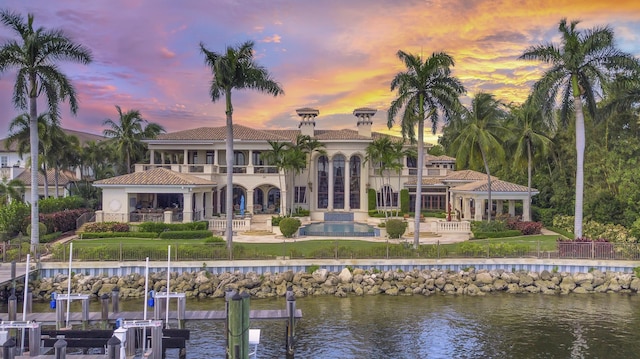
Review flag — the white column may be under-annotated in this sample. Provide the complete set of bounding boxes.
[508,200,516,217]
[464,197,472,220]
[474,197,483,221]
[150,150,155,165]
[344,158,350,211]
[280,189,287,216]
[183,192,193,222]
[496,200,504,216]
[183,150,188,165]
[160,152,165,164]
[205,191,213,218]
[328,158,334,210]
[247,189,254,214]
[247,150,254,174]
[194,191,203,220]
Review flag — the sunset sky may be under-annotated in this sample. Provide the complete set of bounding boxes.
[1,0,639,144]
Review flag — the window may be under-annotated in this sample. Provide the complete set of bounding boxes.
[317,156,328,209]
[349,156,361,209]
[206,151,214,164]
[0,156,7,168]
[333,155,345,209]
[294,186,306,204]
[377,185,398,207]
[406,155,417,169]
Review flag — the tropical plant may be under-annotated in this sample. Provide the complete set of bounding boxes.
[450,93,508,222]
[296,135,326,204]
[0,178,25,205]
[387,50,465,248]
[262,140,288,215]
[519,18,640,238]
[282,137,307,216]
[103,106,165,174]
[199,40,284,251]
[505,97,553,221]
[0,10,92,249]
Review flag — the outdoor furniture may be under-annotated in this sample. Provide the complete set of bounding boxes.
[254,204,262,213]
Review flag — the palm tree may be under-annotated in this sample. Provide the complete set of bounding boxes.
[6,112,62,198]
[0,178,25,205]
[296,135,326,205]
[103,106,165,174]
[519,18,640,238]
[0,10,92,249]
[364,136,397,219]
[506,97,553,220]
[199,40,284,252]
[388,50,465,248]
[451,93,508,222]
[282,141,306,216]
[262,140,288,215]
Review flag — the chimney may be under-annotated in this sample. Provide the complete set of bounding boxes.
[296,108,319,137]
[353,108,376,138]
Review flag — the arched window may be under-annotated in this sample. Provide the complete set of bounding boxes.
[349,156,361,209]
[333,155,345,209]
[317,156,329,209]
[377,185,398,208]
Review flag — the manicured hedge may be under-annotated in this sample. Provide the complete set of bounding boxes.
[80,232,158,239]
[280,217,301,238]
[138,221,208,234]
[82,222,130,233]
[400,189,409,214]
[39,196,86,214]
[472,230,522,239]
[39,208,92,234]
[158,230,212,239]
[368,188,376,211]
[41,231,63,243]
[386,219,407,239]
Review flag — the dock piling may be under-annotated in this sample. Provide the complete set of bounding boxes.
[8,294,16,321]
[3,336,16,359]
[54,338,67,359]
[286,286,296,358]
[101,294,110,329]
[107,335,121,359]
[228,292,250,359]
[112,287,120,313]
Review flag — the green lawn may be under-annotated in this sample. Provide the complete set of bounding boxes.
[66,235,560,258]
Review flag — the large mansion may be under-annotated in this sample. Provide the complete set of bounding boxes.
[93,108,537,224]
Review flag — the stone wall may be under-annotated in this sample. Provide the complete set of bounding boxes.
[23,267,640,301]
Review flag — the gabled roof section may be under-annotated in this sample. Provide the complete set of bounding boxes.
[94,168,215,186]
[15,169,78,186]
[443,169,497,181]
[426,154,456,163]
[452,179,537,193]
[155,124,292,141]
[314,129,372,141]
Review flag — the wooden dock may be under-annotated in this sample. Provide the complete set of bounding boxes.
[0,262,37,287]
[1,309,302,325]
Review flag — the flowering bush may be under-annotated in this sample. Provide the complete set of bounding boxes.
[82,222,130,233]
[39,208,92,234]
[552,215,637,243]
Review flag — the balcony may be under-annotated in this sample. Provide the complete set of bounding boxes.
[135,163,280,175]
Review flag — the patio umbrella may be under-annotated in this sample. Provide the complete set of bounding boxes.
[240,195,245,217]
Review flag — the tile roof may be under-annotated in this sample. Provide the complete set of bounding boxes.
[154,124,407,143]
[443,169,497,181]
[0,128,105,152]
[94,168,216,186]
[15,168,78,186]
[451,179,537,193]
[405,177,446,186]
[426,154,456,162]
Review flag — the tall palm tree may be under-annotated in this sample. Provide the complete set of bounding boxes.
[0,10,92,249]
[520,18,640,238]
[506,97,553,220]
[262,140,288,215]
[451,93,508,222]
[364,136,397,219]
[282,141,306,215]
[200,40,284,251]
[296,135,326,205]
[0,178,25,205]
[103,106,165,174]
[388,50,465,248]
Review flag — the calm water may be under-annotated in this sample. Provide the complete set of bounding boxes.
[30,294,640,358]
[300,222,375,236]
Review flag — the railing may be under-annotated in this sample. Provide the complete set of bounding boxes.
[129,212,164,223]
[437,221,471,233]
[75,211,96,229]
[134,163,217,174]
[254,166,279,174]
[18,240,640,263]
[208,218,251,232]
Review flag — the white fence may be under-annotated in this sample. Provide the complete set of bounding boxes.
[436,220,471,233]
[209,218,252,232]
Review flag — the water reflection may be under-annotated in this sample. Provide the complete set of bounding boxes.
[27,293,640,358]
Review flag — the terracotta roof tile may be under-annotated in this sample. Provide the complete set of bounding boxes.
[156,125,291,141]
[94,168,215,186]
[426,154,456,162]
[452,179,537,193]
[15,168,77,186]
[405,177,445,186]
[443,169,497,181]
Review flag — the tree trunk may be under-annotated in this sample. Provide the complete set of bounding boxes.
[225,92,234,255]
[54,167,60,199]
[29,92,39,250]
[481,147,492,223]
[527,140,532,221]
[414,101,425,249]
[574,94,585,238]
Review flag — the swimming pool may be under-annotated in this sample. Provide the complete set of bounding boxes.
[299,222,378,237]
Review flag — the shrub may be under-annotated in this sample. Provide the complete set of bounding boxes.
[0,201,30,236]
[386,219,407,239]
[27,222,48,236]
[533,206,556,226]
[307,264,320,274]
[80,232,158,239]
[368,188,376,211]
[400,189,409,214]
[471,220,508,233]
[204,236,224,244]
[159,230,213,239]
[505,220,543,235]
[39,208,91,233]
[82,222,130,233]
[41,231,62,243]
[472,230,521,239]
[39,196,85,214]
[138,221,208,234]
[271,216,286,226]
[279,217,301,238]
